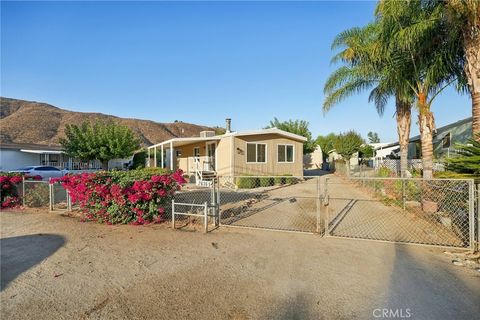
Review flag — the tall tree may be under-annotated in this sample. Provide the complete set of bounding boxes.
[324,23,414,177]
[316,133,337,158]
[376,0,465,178]
[445,0,480,140]
[367,131,380,143]
[266,117,315,153]
[60,120,140,170]
[333,131,364,176]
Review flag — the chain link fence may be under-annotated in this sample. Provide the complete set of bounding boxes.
[324,176,475,249]
[50,181,71,212]
[334,160,445,178]
[217,176,322,233]
[9,173,477,250]
[22,180,51,208]
[170,182,219,231]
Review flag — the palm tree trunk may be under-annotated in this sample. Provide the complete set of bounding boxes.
[396,96,411,177]
[417,93,435,179]
[471,91,480,141]
[461,16,480,140]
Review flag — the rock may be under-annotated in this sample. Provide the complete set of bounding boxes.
[439,216,452,228]
[452,260,463,266]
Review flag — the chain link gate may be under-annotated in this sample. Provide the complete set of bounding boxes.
[324,176,476,249]
[217,176,323,234]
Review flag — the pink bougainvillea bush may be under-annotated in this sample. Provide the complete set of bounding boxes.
[0,174,23,209]
[51,169,187,225]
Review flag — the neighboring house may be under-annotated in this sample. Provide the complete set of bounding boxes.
[303,145,323,169]
[380,117,472,159]
[0,142,129,171]
[147,121,306,185]
[328,150,359,167]
[370,142,398,160]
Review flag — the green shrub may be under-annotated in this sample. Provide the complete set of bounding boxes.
[377,167,394,177]
[284,176,298,184]
[274,176,286,185]
[236,176,259,189]
[108,168,170,187]
[259,177,274,187]
[132,149,147,169]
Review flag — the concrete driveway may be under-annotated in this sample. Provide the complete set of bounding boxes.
[1,211,479,320]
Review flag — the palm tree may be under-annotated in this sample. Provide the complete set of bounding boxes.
[323,24,413,177]
[444,0,480,140]
[375,0,465,179]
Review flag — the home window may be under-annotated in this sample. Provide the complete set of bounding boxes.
[278,144,294,163]
[442,133,451,148]
[193,147,200,157]
[246,143,267,163]
[175,150,182,157]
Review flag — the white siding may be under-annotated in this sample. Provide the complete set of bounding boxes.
[0,149,40,171]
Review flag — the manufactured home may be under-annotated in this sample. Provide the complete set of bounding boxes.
[147,120,306,185]
[0,142,130,172]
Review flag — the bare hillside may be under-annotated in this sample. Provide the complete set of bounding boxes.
[0,97,216,147]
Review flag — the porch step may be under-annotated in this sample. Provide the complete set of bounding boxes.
[201,171,217,180]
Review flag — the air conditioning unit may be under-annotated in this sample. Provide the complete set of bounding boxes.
[200,131,216,138]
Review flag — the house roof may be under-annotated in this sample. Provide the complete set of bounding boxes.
[1,142,63,151]
[148,128,307,149]
[380,117,472,149]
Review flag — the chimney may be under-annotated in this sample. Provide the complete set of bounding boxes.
[226,118,232,133]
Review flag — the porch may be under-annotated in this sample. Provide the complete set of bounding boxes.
[20,149,103,170]
[147,137,221,186]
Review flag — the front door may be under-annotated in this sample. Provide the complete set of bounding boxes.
[206,142,216,171]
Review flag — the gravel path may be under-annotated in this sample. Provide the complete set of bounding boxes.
[1,210,479,320]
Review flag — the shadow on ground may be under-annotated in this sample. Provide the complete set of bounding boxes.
[1,234,65,291]
[384,244,480,319]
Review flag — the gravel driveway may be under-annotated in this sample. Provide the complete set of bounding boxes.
[1,211,479,320]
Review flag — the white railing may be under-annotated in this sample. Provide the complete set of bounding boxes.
[190,156,215,186]
[40,161,103,170]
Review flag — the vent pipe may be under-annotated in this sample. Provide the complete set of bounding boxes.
[226,118,232,133]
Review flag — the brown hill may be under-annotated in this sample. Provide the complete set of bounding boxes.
[0,97,218,147]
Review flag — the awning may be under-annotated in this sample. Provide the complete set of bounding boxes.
[148,137,221,149]
[20,149,64,155]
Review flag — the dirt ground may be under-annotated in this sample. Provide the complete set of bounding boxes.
[1,210,479,320]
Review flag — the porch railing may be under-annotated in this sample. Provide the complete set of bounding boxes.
[40,161,103,170]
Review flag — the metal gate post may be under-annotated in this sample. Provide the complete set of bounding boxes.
[67,191,72,212]
[316,177,321,234]
[477,183,480,252]
[469,180,475,250]
[324,177,330,236]
[22,176,25,207]
[49,183,53,211]
[171,200,175,229]
[204,201,208,233]
[211,178,219,227]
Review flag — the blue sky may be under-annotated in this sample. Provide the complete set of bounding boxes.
[1,1,471,142]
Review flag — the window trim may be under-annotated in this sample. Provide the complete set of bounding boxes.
[246,142,267,164]
[277,144,295,163]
